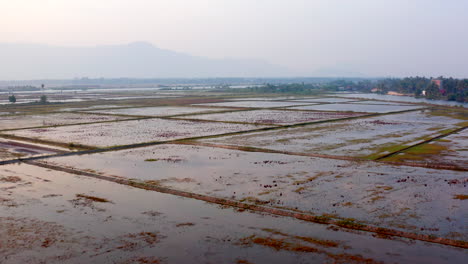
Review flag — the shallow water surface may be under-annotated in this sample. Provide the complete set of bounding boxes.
[3,163,465,263]
[42,144,468,239]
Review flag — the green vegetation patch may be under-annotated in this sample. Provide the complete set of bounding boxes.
[427,109,468,121]
[383,142,450,163]
[365,143,410,160]
[336,218,365,229]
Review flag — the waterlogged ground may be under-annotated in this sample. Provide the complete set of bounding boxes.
[286,103,425,113]
[4,164,466,264]
[201,110,466,159]
[61,104,135,112]
[384,129,468,169]
[0,91,179,105]
[289,97,359,103]
[6,118,268,148]
[0,139,62,161]
[178,109,367,125]
[229,96,316,101]
[335,93,468,107]
[1,92,467,263]
[40,144,468,239]
[194,101,315,108]
[0,112,132,131]
[85,106,232,117]
[0,111,19,116]
[351,100,418,106]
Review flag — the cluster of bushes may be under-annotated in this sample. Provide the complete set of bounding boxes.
[7,95,48,104]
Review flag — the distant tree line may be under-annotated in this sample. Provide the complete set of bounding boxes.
[219,83,324,95]
[223,77,467,103]
[365,77,468,102]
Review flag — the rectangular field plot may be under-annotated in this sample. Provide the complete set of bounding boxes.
[41,144,468,239]
[383,129,468,170]
[61,105,133,112]
[5,119,267,148]
[229,96,317,101]
[200,110,467,159]
[193,101,315,108]
[0,139,61,161]
[290,98,359,103]
[334,93,468,107]
[351,100,417,106]
[94,95,180,101]
[0,111,17,116]
[85,106,231,117]
[180,109,366,125]
[287,103,425,113]
[0,113,133,131]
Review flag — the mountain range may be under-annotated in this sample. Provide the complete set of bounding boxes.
[0,42,297,80]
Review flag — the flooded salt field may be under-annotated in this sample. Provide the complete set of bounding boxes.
[0,112,132,131]
[383,129,468,169]
[177,109,367,125]
[3,2,468,262]
[0,139,63,161]
[336,93,468,108]
[85,106,232,117]
[351,100,418,106]
[60,104,135,112]
[289,97,359,103]
[39,143,468,238]
[2,164,465,264]
[194,101,316,108]
[229,96,317,101]
[5,118,268,148]
[201,109,466,159]
[287,103,425,113]
[1,92,467,263]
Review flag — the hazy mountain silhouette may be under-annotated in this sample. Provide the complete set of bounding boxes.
[0,42,294,80]
[310,66,367,78]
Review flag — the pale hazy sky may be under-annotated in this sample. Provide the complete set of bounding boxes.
[1,0,468,77]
